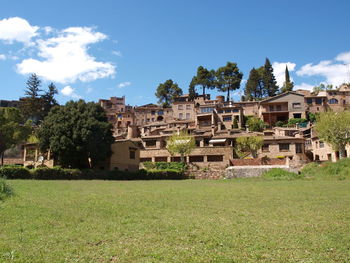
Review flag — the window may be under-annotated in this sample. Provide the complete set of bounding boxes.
[315,98,322,105]
[225,109,231,113]
[319,141,324,148]
[292,103,301,109]
[328,98,338,104]
[279,143,290,151]
[232,108,239,113]
[186,113,190,120]
[296,143,303,153]
[189,156,204,162]
[151,111,155,115]
[276,105,282,111]
[293,113,302,118]
[223,116,232,122]
[186,104,191,110]
[129,150,136,159]
[158,110,164,115]
[178,105,183,110]
[201,107,214,113]
[306,98,313,104]
[145,140,156,147]
[179,113,183,119]
[262,144,270,152]
[207,155,223,162]
[269,105,274,111]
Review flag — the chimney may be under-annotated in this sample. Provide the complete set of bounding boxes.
[211,125,215,136]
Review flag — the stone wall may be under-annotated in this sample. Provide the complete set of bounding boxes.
[225,165,294,178]
[230,158,286,166]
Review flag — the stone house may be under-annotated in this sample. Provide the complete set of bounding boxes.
[108,139,141,172]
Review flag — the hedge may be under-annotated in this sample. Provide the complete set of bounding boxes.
[142,161,186,171]
[0,166,187,180]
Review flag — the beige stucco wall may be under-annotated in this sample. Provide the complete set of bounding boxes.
[109,141,140,171]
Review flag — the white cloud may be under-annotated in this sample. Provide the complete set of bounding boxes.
[86,87,93,94]
[0,17,39,44]
[0,54,5,60]
[272,62,296,87]
[16,26,116,83]
[112,50,122,57]
[118,81,131,88]
[297,51,350,86]
[293,82,314,91]
[61,85,80,98]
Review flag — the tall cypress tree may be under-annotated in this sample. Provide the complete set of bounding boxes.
[281,65,294,93]
[263,58,279,97]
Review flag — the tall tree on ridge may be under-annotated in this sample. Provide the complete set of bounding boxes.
[244,67,264,100]
[190,66,216,100]
[155,79,183,107]
[41,82,59,118]
[281,65,294,93]
[263,58,279,97]
[216,62,243,102]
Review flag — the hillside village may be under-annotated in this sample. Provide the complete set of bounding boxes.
[96,83,350,173]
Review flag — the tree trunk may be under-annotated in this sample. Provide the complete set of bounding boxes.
[339,145,346,159]
[227,89,230,102]
[180,154,185,163]
[203,87,206,100]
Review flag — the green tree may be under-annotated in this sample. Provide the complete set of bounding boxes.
[190,66,216,100]
[281,65,294,93]
[188,84,196,101]
[0,108,32,165]
[263,58,279,97]
[166,130,195,163]
[247,116,265,132]
[315,111,350,159]
[235,136,264,158]
[155,79,183,107]
[25,73,42,98]
[313,83,333,94]
[216,62,243,101]
[38,100,115,168]
[244,67,264,100]
[41,82,58,118]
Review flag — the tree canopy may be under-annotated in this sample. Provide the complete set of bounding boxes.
[155,79,183,107]
[263,58,279,97]
[281,65,294,93]
[244,67,265,100]
[315,111,350,159]
[0,107,32,165]
[166,130,195,163]
[38,100,114,168]
[235,136,263,158]
[246,116,265,132]
[190,66,216,100]
[216,62,243,101]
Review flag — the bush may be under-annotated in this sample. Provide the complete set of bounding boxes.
[31,167,83,180]
[287,118,307,126]
[0,177,14,201]
[142,162,186,172]
[262,168,304,180]
[301,158,350,179]
[0,166,31,179]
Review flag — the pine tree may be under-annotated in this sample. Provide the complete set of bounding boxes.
[155,79,183,107]
[216,62,243,102]
[263,58,279,97]
[190,66,216,100]
[281,65,294,93]
[244,67,264,100]
[41,82,59,117]
[25,73,42,98]
[188,84,196,101]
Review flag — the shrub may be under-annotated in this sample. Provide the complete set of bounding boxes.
[31,167,83,180]
[0,177,14,201]
[262,168,304,180]
[0,166,31,179]
[142,162,186,172]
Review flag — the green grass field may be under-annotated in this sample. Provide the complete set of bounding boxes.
[0,179,349,263]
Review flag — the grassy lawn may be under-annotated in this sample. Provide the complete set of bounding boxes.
[0,179,349,263]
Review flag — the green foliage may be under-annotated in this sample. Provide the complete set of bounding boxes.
[308,112,317,123]
[215,62,243,101]
[246,116,265,132]
[275,120,286,127]
[280,65,294,93]
[0,177,14,201]
[232,117,239,128]
[142,161,186,171]
[301,158,350,180]
[155,79,183,107]
[313,83,333,94]
[235,136,263,158]
[38,100,115,168]
[263,58,279,97]
[244,67,264,100]
[166,131,196,163]
[262,168,303,180]
[315,111,350,158]
[287,118,307,126]
[188,85,196,101]
[190,66,216,99]
[0,107,32,165]
[0,166,31,179]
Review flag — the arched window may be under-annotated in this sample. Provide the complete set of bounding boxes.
[329,98,338,104]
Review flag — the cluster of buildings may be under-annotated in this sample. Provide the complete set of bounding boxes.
[98,84,350,171]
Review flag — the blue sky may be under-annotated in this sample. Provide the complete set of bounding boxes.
[1,0,350,106]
